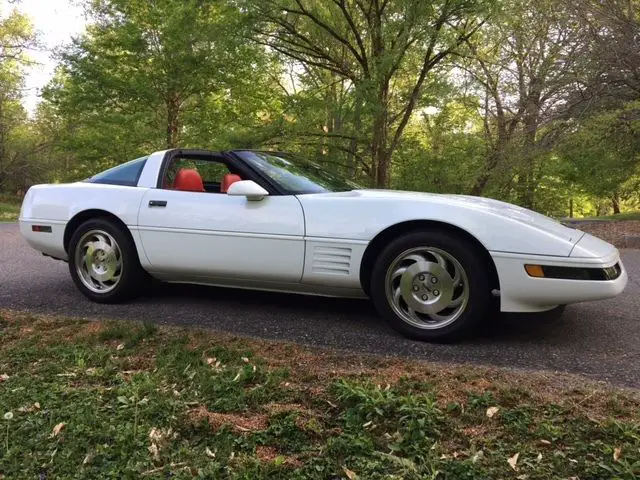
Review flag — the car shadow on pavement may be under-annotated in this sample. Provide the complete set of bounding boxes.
[138,281,578,346]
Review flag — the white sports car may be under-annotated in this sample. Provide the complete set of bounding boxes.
[19,149,628,341]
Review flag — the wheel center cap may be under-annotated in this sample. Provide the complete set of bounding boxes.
[399,261,454,314]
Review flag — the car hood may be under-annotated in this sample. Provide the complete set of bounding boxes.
[343,189,583,243]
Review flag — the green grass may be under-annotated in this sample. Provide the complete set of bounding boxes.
[0,310,638,479]
[0,194,20,222]
[578,211,640,221]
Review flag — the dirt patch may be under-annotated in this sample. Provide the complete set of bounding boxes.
[255,446,279,462]
[186,405,268,433]
[577,220,640,249]
[263,402,308,415]
[254,446,303,467]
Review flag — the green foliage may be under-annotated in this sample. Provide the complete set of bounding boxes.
[0,3,42,193]
[39,0,280,181]
[557,101,640,203]
[249,0,494,186]
[2,0,640,219]
[0,199,19,221]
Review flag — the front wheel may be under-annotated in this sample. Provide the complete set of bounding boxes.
[68,218,148,303]
[370,230,493,342]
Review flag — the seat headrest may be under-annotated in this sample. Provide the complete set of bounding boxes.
[173,168,204,192]
[221,173,242,193]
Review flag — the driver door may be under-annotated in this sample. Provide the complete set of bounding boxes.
[136,153,305,283]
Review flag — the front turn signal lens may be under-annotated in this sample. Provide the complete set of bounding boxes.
[525,264,545,278]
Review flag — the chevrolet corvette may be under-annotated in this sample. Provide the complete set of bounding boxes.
[19,149,628,341]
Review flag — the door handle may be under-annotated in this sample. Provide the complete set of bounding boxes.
[148,200,167,207]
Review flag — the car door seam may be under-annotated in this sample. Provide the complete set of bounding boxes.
[294,195,307,283]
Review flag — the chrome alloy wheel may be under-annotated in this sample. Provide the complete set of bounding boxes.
[384,247,470,330]
[74,229,123,294]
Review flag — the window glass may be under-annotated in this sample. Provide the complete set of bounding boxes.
[87,156,148,186]
[237,151,362,194]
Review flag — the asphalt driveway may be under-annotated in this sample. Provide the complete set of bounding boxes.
[1,223,638,387]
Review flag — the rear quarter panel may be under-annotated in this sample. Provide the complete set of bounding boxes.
[19,183,148,260]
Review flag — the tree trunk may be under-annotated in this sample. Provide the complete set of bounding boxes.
[612,192,621,214]
[519,88,541,209]
[471,145,504,196]
[569,197,574,218]
[166,95,180,149]
[0,99,5,191]
[350,96,362,177]
[371,85,390,188]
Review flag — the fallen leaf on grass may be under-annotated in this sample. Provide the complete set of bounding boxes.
[614,447,622,462]
[471,450,484,463]
[507,452,519,471]
[18,402,41,413]
[342,466,358,479]
[83,453,94,465]
[241,357,249,363]
[536,453,542,462]
[486,406,500,418]
[148,443,160,462]
[116,343,124,350]
[141,462,187,476]
[539,439,551,445]
[50,423,65,437]
[204,447,216,459]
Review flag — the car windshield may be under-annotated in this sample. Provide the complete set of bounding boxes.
[235,150,363,194]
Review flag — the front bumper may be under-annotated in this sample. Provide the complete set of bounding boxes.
[491,234,628,313]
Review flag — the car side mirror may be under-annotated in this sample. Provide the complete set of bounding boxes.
[226,180,269,201]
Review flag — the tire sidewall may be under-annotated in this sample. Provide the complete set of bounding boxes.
[68,218,144,303]
[370,230,492,342]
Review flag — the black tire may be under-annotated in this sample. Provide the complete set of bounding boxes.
[68,217,148,303]
[370,230,493,342]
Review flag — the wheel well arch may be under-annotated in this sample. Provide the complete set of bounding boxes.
[63,209,132,253]
[358,220,500,297]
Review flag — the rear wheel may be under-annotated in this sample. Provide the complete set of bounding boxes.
[370,230,492,342]
[68,218,148,303]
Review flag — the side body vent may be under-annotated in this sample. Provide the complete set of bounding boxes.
[311,246,352,276]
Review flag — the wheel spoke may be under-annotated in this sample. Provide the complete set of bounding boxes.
[83,243,95,273]
[404,253,427,264]
[391,267,407,283]
[430,251,447,269]
[448,294,465,308]
[393,286,402,305]
[451,266,461,285]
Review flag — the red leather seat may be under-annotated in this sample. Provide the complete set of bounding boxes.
[173,168,205,192]
[221,174,242,193]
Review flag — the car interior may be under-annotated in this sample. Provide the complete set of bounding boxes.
[162,156,244,194]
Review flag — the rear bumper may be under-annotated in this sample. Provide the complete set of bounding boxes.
[19,218,68,261]
[492,236,628,313]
